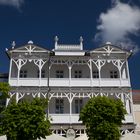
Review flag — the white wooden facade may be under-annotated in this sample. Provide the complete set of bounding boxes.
[6,38,135,137]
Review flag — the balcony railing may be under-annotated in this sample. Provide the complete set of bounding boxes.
[9,78,130,87]
[49,114,133,124]
[49,114,81,124]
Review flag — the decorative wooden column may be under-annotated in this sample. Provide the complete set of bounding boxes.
[13,59,27,86]
[8,58,13,84]
[34,59,47,86]
[112,59,125,87]
[92,59,106,87]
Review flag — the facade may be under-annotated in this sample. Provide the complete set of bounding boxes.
[132,90,140,135]
[6,37,135,138]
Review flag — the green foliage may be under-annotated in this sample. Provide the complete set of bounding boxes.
[1,98,51,140]
[0,82,10,112]
[80,96,126,140]
[0,82,10,99]
[0,82,10,135]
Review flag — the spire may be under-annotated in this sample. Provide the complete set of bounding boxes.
[79,36,83,50]
[55,36,59,50]
[11,41,16,49]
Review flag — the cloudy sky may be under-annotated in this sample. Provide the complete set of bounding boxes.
[0,0,140,89]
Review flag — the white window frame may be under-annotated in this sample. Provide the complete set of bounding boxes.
[55,99,64,114]
[110,70,118,78]
[20,70,27,78]
[75,99,83,113]
[74,70,82,78]
[93,70,99,78]
[56,70,64,78]
[37,70,45,78]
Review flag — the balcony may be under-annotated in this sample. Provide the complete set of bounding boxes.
[49,114,81,124]
[9,78,130,87]
[49,114,133,124]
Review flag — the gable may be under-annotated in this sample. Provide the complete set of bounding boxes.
[90,43,130,54]
[9,44,50,53]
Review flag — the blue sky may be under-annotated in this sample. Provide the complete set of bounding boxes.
[0,0,140,89]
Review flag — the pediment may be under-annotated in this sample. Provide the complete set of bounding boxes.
[10,44,50,53]
[91,44,129,54]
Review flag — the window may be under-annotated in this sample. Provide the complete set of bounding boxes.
[56,70,64,78]
[93,71,99,78]
[110,70,118,78]
[74,70,82,78]
[55,99,64,114]
[20,70,27,78]
[75,99,83,113]
[37,70,45,78]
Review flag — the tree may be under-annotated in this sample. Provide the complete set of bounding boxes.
[0,82,10,112]
[1,98,51,140]
[79,96,126,140]
[0,82,10,135]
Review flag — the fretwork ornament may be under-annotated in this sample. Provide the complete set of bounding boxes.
[103,45,113,55]
[34,59,47,70]
[13,59,27,70]
[112,60,125,72]
[92,60,106,71]
[25,45,36,55]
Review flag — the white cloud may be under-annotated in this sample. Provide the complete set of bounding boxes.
[95,0,140,53]
[0,0,24,8]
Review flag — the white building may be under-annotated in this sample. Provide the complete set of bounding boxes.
[6,37,135,138]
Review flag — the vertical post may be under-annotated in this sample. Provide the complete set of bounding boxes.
[16,92,19,103]
[129,89,135,123]
[89,59,93,86]
[47,57,51,118]
[39,60,42,86]
[6,98,10,107]
[121,92,125,105]
[69,92,72,124]
[126,98,130,114]
[98,60,101,87]
[93,59,106,87]
[126,60,131,86]
[17,59,21,86]
[8,59,12,84]
[69,65,72,87]
[38,92,41,98]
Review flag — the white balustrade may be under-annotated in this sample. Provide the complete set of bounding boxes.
[49,114,133,124]
[123,114,134,123]
[9,78,130,87]
[49,114,81,124]
[57,45,81,50]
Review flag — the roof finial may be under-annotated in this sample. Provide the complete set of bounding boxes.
[80,36,83,43]
[28,40,33,44]
[55,36,59,50]
[106,42,111,45]
[55,36,59,42]
[5,48,8,51]
[80,36,83,50]
[11,41,16,49]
